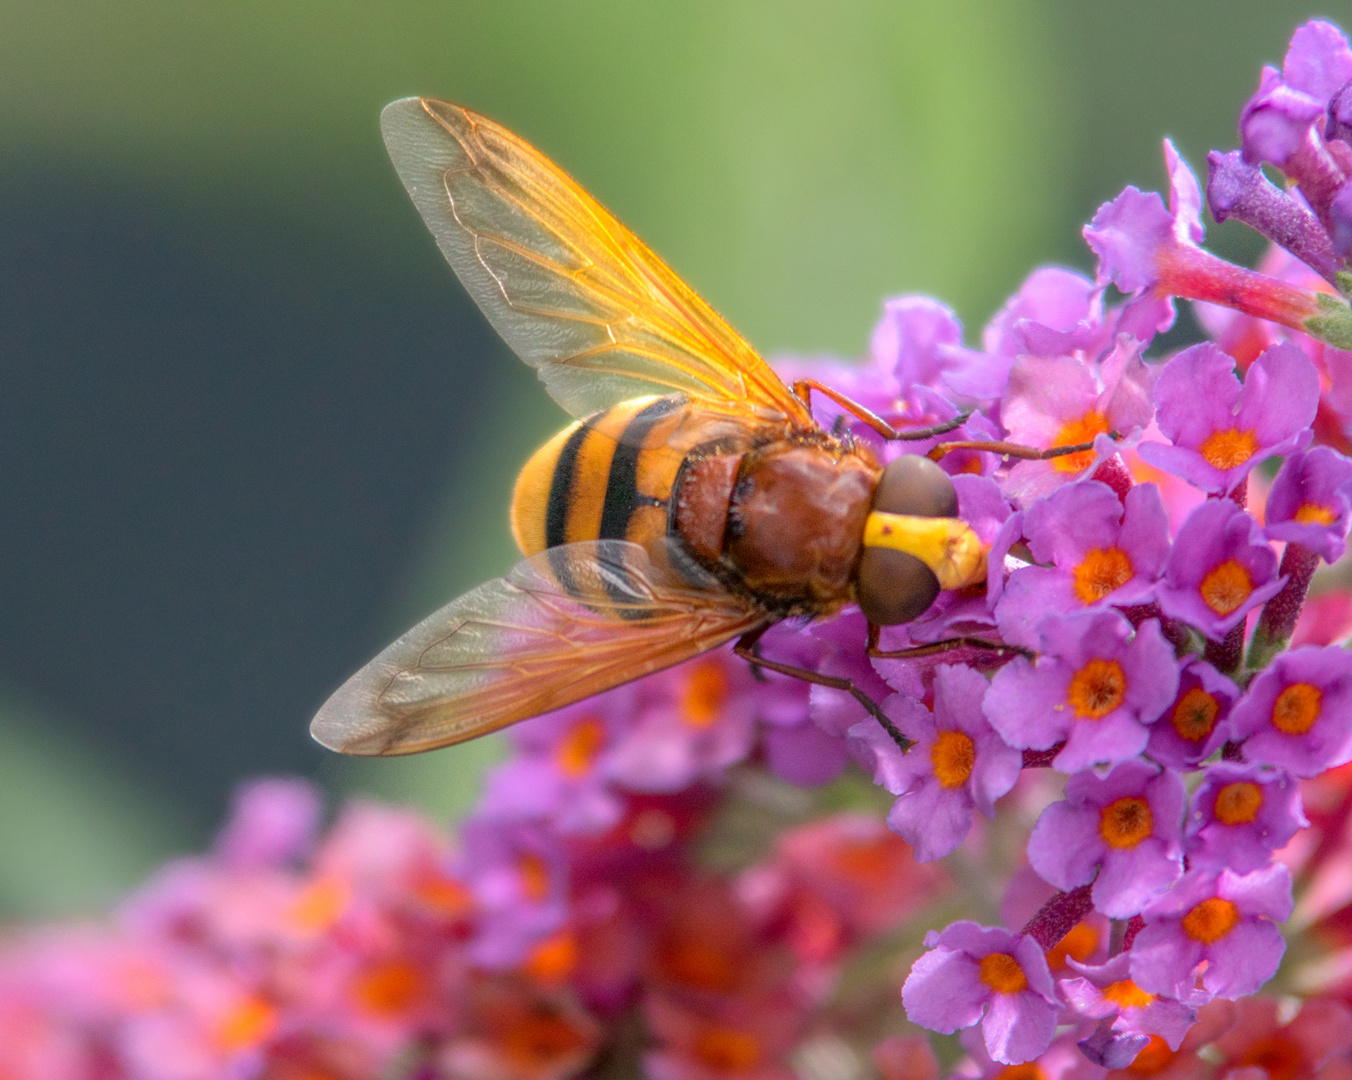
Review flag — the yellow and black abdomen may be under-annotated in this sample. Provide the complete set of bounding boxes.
[512,395,697,558]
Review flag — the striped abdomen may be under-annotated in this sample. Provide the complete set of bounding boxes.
[511,395,754,559]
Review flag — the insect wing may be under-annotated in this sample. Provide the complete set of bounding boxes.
[311,540,764,756]
[381,97,811,425]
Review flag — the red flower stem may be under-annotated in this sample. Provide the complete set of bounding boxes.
[1249,542,1321,669]
[1022,744,1065,769]
[1158,246,1321,331]
[1022,885,1094,951]
[1203,621,1246,676]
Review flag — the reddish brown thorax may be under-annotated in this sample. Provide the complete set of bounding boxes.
[675,439,879,609]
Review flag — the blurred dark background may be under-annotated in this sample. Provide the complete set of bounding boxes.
[1,1,1347,916]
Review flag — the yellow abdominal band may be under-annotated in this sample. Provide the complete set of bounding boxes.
[863,512,987,591]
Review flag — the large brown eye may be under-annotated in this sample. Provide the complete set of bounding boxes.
[872,455,957,517]
[857,547,940,625]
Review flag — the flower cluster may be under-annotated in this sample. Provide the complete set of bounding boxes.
[9,17,1352,1080]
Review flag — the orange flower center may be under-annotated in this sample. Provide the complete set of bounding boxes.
[1181,897,1240,943]
[556,717,605,778]
[1051,411,1111,473]
[1103,979,1155,1010]
[1099,796,1153,849]
[1214,781,1263,825]
[355,960,426,1017]
[1068,658,1127,718]
[1046,920,1099,973]
[500,1006,593,1072]
[660,940,738,993]
[1073,546,1134,603]
[1199,559,1253,616]
[1272,682,1322,735]
[931,729,977,788]
[524,931,578,986]
[681,661,729,728]
[518,853,551,902]
[1235,1034,1305,1080]
[1170,687,1220,743]
[1199,427,1259,470]
[995,1066,1047,1080]
[215,996,276,1052]
[289,876,349,933]
[693,1027,763,1073]
[1294,502,1337,526]
[979,952,1028,994]
[1128,1035,1174,1075]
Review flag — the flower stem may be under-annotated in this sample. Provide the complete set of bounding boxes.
[1022,885,1094,951]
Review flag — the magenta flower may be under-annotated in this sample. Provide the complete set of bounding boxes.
[1144,659,1241,769]
[1129,864,1293,1001]
[1027,760,1185,918]
[457,818,568,968]
[1231,645,1352,777]
[852,664,1021,862]
[213,776,322,870]
[1265,445,1352,562]
[994,480,1169,648]
[1240,22,1352,169]
[1186,762,1307,874]
[999,339,1155,505]
[902,921,1058,1065]
[1155,498,1283,640]
[1060,952,1199,1053]
[983,611,1179,774]
[871,295,1010,406]
[1138,342,1318,495]
[479,692,632,835]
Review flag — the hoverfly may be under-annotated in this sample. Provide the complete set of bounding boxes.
[311,98,1063,758]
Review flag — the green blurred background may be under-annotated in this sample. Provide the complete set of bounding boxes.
[1,0,1347,918]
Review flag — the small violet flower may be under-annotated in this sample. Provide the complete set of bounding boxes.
[852,664,1022,862]
[1027,759,1185,918]
[1232,645,1352,777]
[1156,498,1284,640]
[1059,952,1199,1053]
[902,921,1058,1065]
[1186,761,1308,874]
[1144,659,1241,769]
[984,610,1179,774]
[1138,342,1318,496]
[995,480,1169,648]
[1265,444,1352,562]
[1130,863,1294,1001]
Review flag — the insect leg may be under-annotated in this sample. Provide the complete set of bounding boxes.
[791,379,969,442]
[867,635,1031,661]
[926,434,1119,463]
[733,626,910,751]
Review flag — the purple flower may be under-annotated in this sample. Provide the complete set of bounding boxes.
[1060,952,1199,1052]
[984,611,1179,774]
[457,818,569,968]
[872,296,1010,405]
[1138,342,1318,495]
[1129,863,1293,1001]
[1027,760,1185,918]
[1186,762,1307,874]
[994,481,1169,648]
[851,664,1021,862]
[999,340,1155,505]
[902,921,1058,1065]
[214,777,322,870]
[1265,445,1352,562]
[1084,140,1204,295]
[480,693,631,835]
[1145,659,1241,769]
[1155,499,1283,640]
[1232,645,1352,777]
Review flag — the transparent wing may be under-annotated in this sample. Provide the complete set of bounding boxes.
[381,97,811,424]
[311,540,764,756]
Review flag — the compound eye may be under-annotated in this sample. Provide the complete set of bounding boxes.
[856,547,940,625]
[872,455,957,518]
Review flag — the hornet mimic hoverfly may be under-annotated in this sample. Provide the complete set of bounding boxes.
[311,99,1078,758]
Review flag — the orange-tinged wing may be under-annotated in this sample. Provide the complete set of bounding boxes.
[310,540,765,756]
[380,97,811,425]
